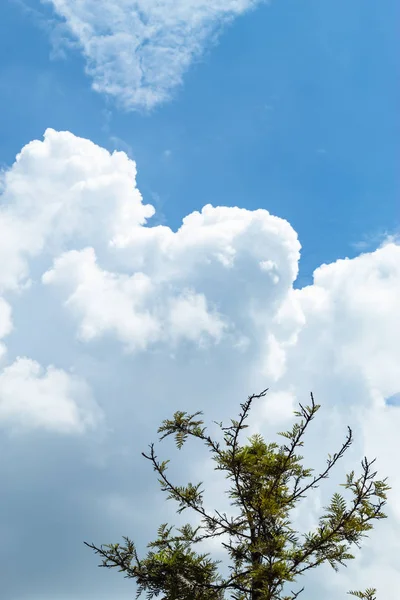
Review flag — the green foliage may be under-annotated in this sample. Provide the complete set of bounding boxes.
[348,589,377,600]
[85,389,390,599]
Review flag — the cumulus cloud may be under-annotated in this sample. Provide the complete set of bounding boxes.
[0,127,299,354]
[254,241,400,394]
[45,0,266,110]
[1,129,399,599]
[0,127,152,292]
[0,129,117,432]
[42,246,227,350]
[294,243,400,397]
[0,357,99,434]
[42,200,300,352]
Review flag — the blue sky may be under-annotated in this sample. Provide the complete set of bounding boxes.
[0,1,399,599]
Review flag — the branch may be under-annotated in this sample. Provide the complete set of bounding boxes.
[288,425,353,504]
[142,443,250,540]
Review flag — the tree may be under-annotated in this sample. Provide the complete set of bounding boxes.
[85,389,390,600]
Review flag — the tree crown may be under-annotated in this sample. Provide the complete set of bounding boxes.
[86,389,390,600]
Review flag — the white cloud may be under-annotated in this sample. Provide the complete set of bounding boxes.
[0,127,153,293]
[0,357,99,434]
[43,247,160,350]
[45,0,266,110]
[0,298,12,340]
[294,243,400,396]
[0,129,399,599]
[42,200,300,351]
[43,246,228,350]
[168,288,226,346]
[0,297,13,360]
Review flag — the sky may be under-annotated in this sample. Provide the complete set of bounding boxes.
[0,0,399,599]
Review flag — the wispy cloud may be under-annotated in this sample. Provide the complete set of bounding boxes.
[44,0,266,111]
